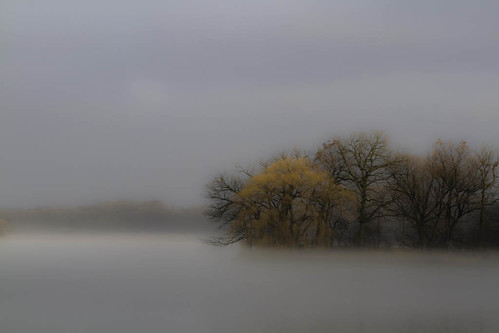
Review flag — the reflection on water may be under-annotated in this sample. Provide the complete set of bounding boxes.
[1,234,498,332]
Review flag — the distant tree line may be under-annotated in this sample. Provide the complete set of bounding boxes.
[206,132,499,249]
[0,201,209,234]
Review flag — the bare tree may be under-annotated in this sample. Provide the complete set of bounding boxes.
[430,140,482,247]
[205,173,247,245]
[387,154,442,248]
[475,146,498,247]
[315,132,396,246]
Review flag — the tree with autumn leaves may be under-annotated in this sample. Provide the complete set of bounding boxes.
[206,155,354,247]
[206,133,498,248]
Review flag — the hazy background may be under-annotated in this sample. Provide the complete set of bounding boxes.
[1,0,498,208]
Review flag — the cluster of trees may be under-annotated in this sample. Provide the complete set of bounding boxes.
[206,132,498,249]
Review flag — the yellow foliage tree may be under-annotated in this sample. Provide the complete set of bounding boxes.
[228,157,353,247]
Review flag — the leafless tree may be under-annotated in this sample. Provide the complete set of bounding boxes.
[429,140,482,247]
[315,132,397,246]
[205,173,247,245]
[387,154,442,248]
[474,146,498,247]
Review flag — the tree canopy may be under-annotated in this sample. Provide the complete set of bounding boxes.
[207,156,353,247]
[206,132,499,249]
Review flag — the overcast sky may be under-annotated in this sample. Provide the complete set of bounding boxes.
[1,0,498,208]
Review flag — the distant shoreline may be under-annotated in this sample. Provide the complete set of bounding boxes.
[0,200,213,235]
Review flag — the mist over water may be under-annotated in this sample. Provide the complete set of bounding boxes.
[1,233,498,333]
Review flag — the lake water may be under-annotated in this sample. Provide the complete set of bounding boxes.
[1,234,498,332]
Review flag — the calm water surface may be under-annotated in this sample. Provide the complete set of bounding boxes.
[1,234,498,332]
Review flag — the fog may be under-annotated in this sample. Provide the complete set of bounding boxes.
[2,3,499,331]
[2,1,499,208]
[0,235,498,332]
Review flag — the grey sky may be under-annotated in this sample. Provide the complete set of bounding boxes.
[1,0,498,208]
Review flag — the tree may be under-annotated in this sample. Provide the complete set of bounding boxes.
[206,156,353,247]
[315,132,395,246]
[474,146,498,247]
[429,140,482,247]
[388,142,498,249]
[205,173,247,245]
[206,132,498,249]
[387,154,442,248]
